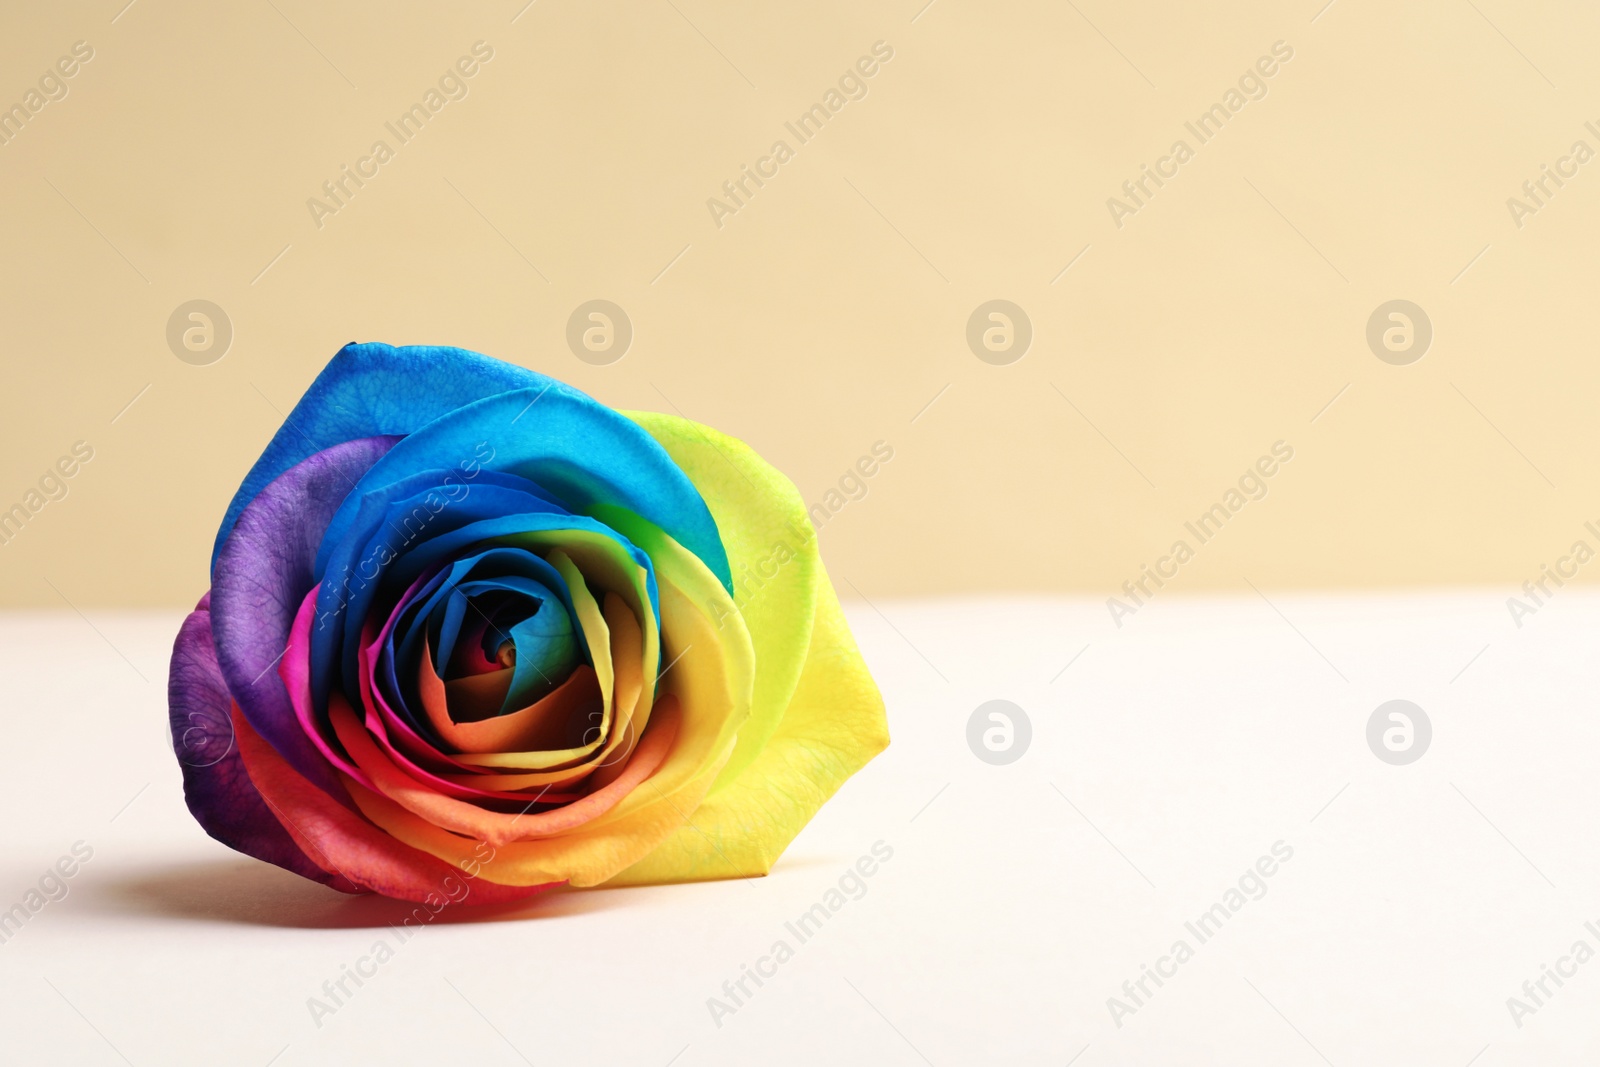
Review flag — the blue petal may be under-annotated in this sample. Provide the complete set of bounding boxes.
[312,478,575,704]
[212,343,548,570]
[376,548,585,737]
[499,602,578,711]
[321,509,653,715]
[213,343,731,594]
[315,382,730,591]
[309,459,663,712]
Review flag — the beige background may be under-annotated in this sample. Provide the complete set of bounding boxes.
[1,0,1595,608]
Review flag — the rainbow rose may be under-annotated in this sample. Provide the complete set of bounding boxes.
[168,343,888,904]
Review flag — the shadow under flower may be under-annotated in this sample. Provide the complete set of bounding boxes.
[82,857,631,929]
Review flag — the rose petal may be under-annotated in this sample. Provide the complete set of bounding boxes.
[213,343,556,564]
[479,529,660,775]
[420,643,603,755]
[313,477,574,708]
[234,702,557,904]
[613,411,821,788]
[586,591,647,791]
[351,543,753,886]
[342,697,681,863]
[168,599,358,893]
[310,369,731,592]
[610,573,888,884]
[608,414,889,884]
[281,583,374,792]
[330,691,679,846]
[211,435,399,802]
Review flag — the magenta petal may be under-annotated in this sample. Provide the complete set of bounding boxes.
[282,582,377,791]
[169,599,358,892]
[210,435,399,803]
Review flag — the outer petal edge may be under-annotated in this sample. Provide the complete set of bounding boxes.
[168,599,359,894]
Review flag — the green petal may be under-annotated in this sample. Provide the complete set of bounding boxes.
[608,413,890,883]
[610,413,815,787]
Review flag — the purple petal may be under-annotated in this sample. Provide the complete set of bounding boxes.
[210,435,400,801]
[169,600,355,890]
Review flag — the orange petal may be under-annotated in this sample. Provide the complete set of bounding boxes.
[232,704,556,904]
[330,690,681,846]
[418,632,604,755]
[442,550,615,772]
[439,668,513,723]
[345,697,716,886]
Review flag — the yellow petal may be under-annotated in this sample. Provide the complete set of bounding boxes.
[604,413,819,790]
[607,413,889,884]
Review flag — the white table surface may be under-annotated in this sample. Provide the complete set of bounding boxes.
[2,589,1597,1066]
